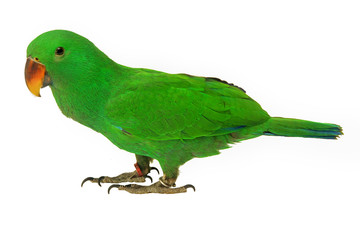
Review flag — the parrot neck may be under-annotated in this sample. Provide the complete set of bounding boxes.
[50,60,125,131]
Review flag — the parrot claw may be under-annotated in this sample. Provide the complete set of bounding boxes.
[145,175,153,183]
[108,184,123,194]
[150,167,160,175]
[81,177,95,187]
[97,176,106,186]
[183,184,196,192]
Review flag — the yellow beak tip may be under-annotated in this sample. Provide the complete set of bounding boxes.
[32,91,41,97]
[25,57,46,97]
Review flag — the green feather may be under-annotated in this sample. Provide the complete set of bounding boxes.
[26,30,343,178]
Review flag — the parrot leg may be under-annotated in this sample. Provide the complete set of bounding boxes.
[107,175,196,194]
[81,155,159,187]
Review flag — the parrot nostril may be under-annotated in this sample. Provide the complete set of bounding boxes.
[34,57,39,61]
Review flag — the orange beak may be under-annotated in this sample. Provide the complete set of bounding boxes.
[24,57,51,97]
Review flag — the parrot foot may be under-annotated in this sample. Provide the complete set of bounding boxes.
[107,176,196,194]
[81,167,159,187]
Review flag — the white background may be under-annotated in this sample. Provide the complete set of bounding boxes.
[1,0,359,239]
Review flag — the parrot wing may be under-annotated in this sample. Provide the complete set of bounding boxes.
[104,69,270,140]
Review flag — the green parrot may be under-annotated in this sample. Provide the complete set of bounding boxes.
[25,30,343,194]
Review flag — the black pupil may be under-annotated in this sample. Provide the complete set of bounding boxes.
[56,47,64,55]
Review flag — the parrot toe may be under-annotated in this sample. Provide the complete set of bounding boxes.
[81,170,156,187]
[107,180,196,194]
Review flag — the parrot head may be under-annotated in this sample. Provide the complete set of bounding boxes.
[25,30,108,97]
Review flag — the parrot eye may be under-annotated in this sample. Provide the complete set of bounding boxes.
[55,47,65,56]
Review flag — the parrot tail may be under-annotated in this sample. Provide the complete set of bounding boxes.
[264,117,343,139]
